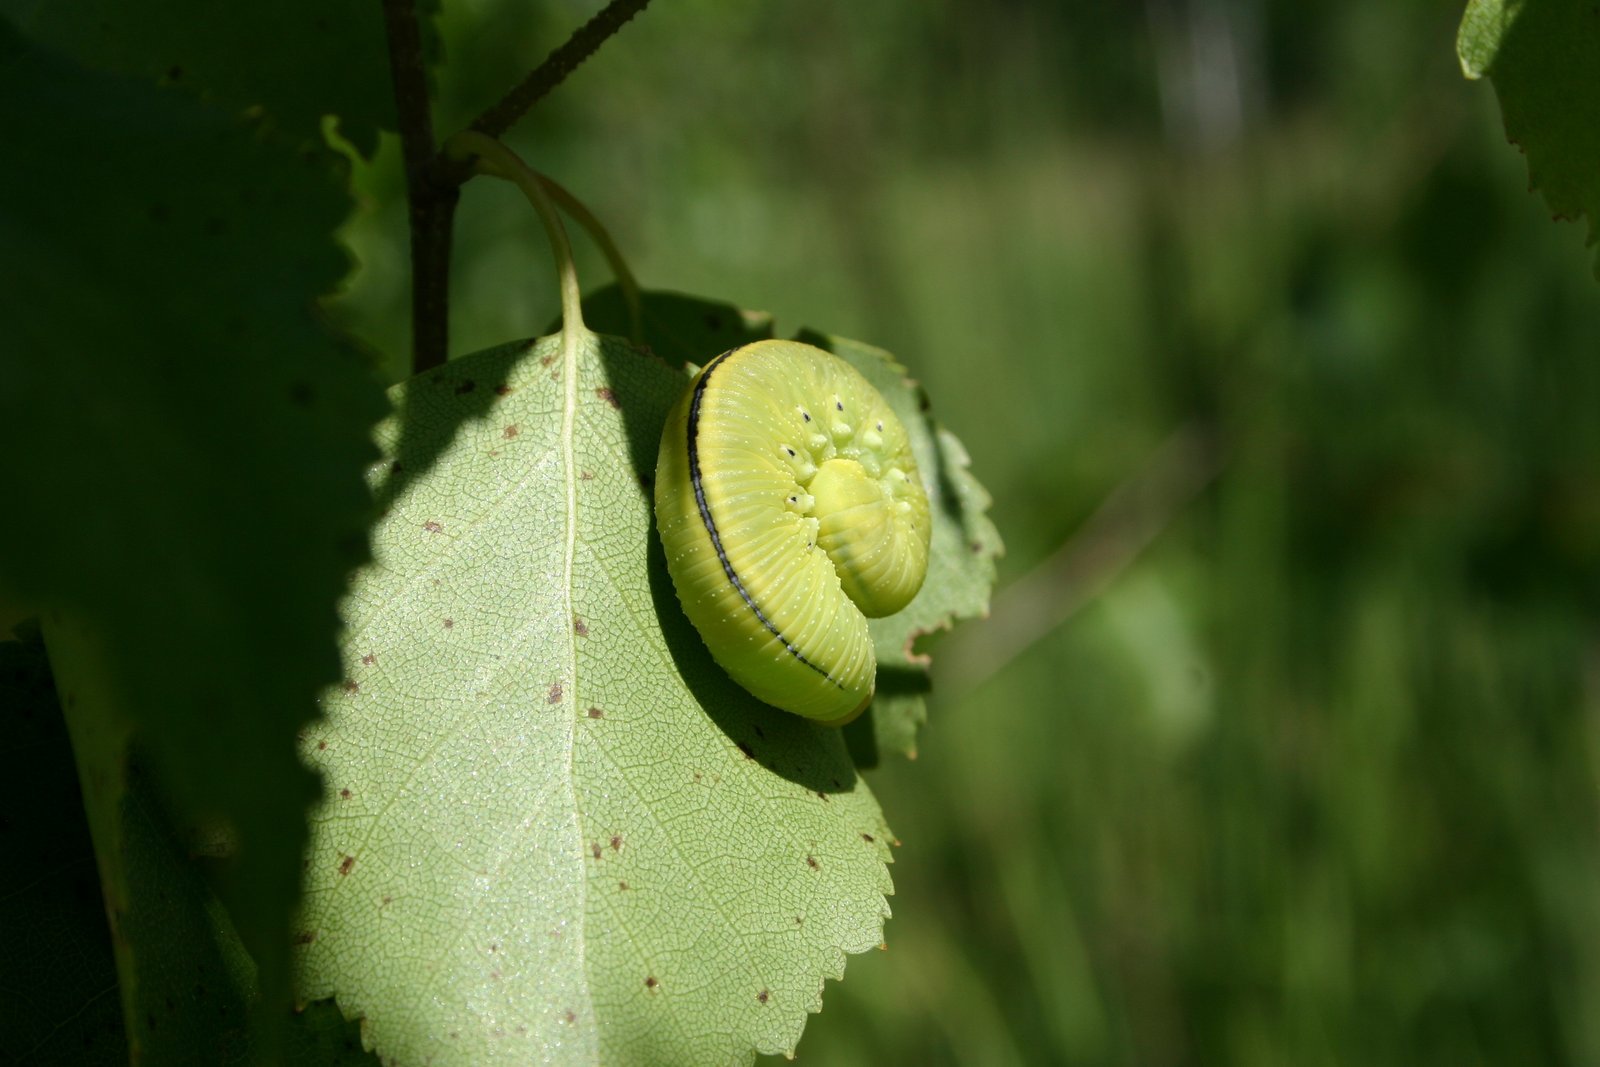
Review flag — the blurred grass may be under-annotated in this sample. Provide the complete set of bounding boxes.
[329,1,1600,1062]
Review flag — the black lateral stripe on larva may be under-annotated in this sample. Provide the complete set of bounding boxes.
[686,349,840,687]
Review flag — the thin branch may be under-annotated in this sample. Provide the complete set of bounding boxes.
[473,0,654,139]
[387,0,654,370]
[381,0,457,374]
[936,423,1225,705]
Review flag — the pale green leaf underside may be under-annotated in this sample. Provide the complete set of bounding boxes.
[1457,0,1600,272]
[297,331,895,1066]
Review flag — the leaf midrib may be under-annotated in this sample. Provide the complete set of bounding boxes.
[558,323,595,1042]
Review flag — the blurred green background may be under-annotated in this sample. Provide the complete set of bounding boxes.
[333,2,1600,1063]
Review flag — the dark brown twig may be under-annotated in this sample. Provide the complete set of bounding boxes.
[387,0,656,372]
[381,0,457,374]
[471,0,654,141]
[432,0,655,190]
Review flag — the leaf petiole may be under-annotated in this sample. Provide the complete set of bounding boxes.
[535,173,645,346]
[444,131,587,339]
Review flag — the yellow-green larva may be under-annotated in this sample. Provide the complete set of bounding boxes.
[654,339,932,725]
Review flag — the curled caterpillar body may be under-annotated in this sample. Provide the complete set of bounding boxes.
[655,340,932,724]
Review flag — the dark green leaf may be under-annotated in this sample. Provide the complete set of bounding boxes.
[1458,0,1600,274]
[0,25,386,1041]
[0,0,398,153]
[574,283,778,368]
[0,632,125,1066]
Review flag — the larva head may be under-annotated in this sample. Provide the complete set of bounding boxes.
[654,340,932,724]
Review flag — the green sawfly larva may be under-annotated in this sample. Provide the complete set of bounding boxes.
[655,339,932,724]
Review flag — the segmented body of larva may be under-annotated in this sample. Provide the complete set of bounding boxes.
[655,340,931,724]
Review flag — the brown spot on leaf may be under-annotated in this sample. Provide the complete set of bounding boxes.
[573,616,589,636]
[423,520,443,533]
[489,943,499,952]
[339,788,352,800]
[443,618,454,629]
[548,682,563,704]
[494,383,514,396]
[341,679,359,694]
[806,855,819,870]
[503,424,519,438]
[596,387,621,409]
[645,976,659,991]
[610,834,622,852]
[618,880,629,891]
[317,741,327,751]
[361,653,376,666]
[861,833,875,844]
[757,989,770,1004]
[454,379,476,395]
[381,896,392,906]
[338,855,355,876]
[590,842,602,860]
[540,351,557,367]
[580,470,595,481]
[563,1009,577,1024]
[587,706,604,719]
